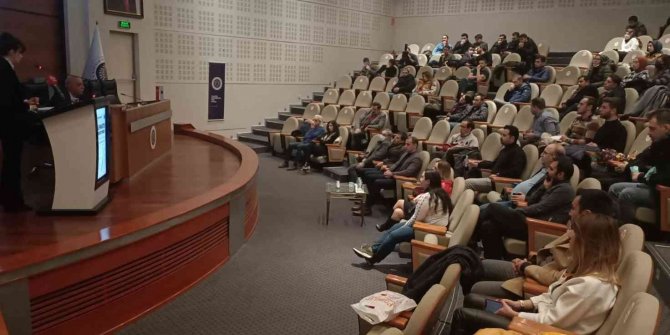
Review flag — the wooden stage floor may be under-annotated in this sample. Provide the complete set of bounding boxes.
[0,134,241,273]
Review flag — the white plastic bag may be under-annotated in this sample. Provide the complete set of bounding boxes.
[351,290,417,325]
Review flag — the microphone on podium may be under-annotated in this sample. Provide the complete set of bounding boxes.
[119,92,144,105]
[46,75,66,102]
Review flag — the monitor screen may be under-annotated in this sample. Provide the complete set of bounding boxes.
[95,106,108,181]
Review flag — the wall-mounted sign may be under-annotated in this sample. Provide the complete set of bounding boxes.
[118,20,131,29]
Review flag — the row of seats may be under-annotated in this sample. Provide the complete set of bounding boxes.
[604,34,670,52]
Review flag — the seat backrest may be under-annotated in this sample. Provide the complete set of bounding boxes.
[569,164,580,190]
[491,53,501,67]
[494,82,514,100]
[480,132,503,162]
[450,177,465,203]
[417,151,431,177]
[529,83,540,100]
[365,133,385,154]
[304,102,321,119]
[537,43,549,57]
[379,53,393,67]
[471,128,485,147]
[435,67,452,81]
[388,93,408,112]
[449,189,474,227]
[454,66,471,80]
[622,50,646,65]
[354,90,373,108]
[629,127,652,156]
[555,66,580,86]
[606,292,660,335]
[336,106,355,125]
[417,54,428,66]
[569,50,593,68]
[545,107,560,121]
[545,65,557,84]
[417,66,432,79]
[604,37,624,51]
[513,105,534,132]
[492,104,517,127]
[385,77,399,92]
[439,80,459,98]
[412,117,433,140]
[615,64,631,78]
[484,100,497,123]
[336,126,350,148]
[560,85,578,104]
[540,84,563,107]
[352,107,368,129]
[502,53,521,64]
[597,251,653,335]
[320,105,339,122]
[426,120,450,143]
[600,50,619,64]
[448,204,479,247]
[421,43,434,53]
[408,43,420,54]
[559,111,578,135]
[661,34,670,48]
[621,120,636,154]
[373,92,391,109]
[338,89,356,106]
[663,48,670,55]
[619,224,644,259]
[623,88,639,115]
[322,88,340,104]
[577,177,601,190]
[403,65,417,77]
[438,263,462,294]
[352,75,369,91]
[369,76,387,92]
[403,284,449,335]
[406,95,426,114]
[281,116,300,134]
[335,75,352,89]
[520,145,539,180]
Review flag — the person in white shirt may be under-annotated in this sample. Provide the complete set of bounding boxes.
[620,26,641,53]
[450,213,620,335]
[437,120,479,173]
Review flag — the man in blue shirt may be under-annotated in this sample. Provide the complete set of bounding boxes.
[523,55,550,83]
[279,115,325,170]
[520,97,560,146]
[503,74,531,104]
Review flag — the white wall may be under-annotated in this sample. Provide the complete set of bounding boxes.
[392,0,670,52]
[64,0,394,132]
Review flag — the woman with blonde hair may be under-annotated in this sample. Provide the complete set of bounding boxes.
[414,71,438,97]
[451,213,621,335]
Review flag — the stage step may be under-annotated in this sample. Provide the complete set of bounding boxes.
[313,92,324,101]
[278,112,303,121]
[290,105,305,114]
[237,140,271,153]
[322,166,350,182]
[301,99,312,106]
[264,118,284,129]
[237,132,269,146]
[251,126,275,137]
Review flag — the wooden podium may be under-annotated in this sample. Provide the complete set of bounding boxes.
[110,100,173,183]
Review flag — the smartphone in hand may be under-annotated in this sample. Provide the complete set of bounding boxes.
[484,299,503,313]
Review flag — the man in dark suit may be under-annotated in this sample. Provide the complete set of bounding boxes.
[50,75,85,107]
[0,32,35,212]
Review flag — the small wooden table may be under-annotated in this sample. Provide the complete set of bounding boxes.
[325,182,368,226]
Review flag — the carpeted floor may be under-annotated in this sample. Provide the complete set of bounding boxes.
[119,154,413,334]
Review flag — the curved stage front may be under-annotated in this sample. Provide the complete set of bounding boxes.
[0,125,259,335]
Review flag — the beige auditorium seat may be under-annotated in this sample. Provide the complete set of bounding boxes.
[439,79,459,112]
[352,75,370,91]
[369,77,387,92]
[300,102,321,121]
[543,65,557,84]
[454,66,471,80]
[311,126,350,165]
[603,37,624,51]
[386,93,408,128]
[385,77,399,92]
[428,53,442,65]
[320,105,339,123]
[569,50,593,73]
[335,75,352,89]
[480,103,516,134]
[661,34,670,48]
[409,117,433,142]
[492,82,514,105]
[480,132,504,162]
[615,64,631,78]
[407,43,420,55]
[555,66,580,87]
[529,83,540,100]
[321,88,340,105]
[637,35,652,50]
[351,107,368,129]
[491,53,501,68]
[403,65,416,77]
[422,120,450,154]
[664,48,670,55]
[621,120,636,154]
[354,90,373,109]
[502,53,521,64]
[622,50,646,65]
[373,92,391,109]
[489,144,539,193]
[417,54,428,67]
[471,128,485,148]
[576,177,601,190]
[346,133,385,164]
[434,66,452,81]
[545,108,560,122]
[398,95,426,132]
[389,151,431,200]
[623,88,639,116]
[628,127,652,156]
[420,43,434,53]
[417,66,432,79]
[336,106,356,126]
[268,116,300,155]
[599,49,619,64]
[333,89,356,107]
[560,85,578,105]
[537,43,549,57]
[512,105,534,132]
[538,84,563,108]
[558,111,578,134]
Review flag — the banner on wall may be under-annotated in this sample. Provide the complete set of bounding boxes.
[208,62,225,121]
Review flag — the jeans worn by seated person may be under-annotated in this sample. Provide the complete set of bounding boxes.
[369,221,414,263]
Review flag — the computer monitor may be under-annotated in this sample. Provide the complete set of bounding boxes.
[93,98,110,188]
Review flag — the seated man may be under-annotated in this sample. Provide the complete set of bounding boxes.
[609,108,670,225]
[464,125,526,192]
[359,57,375,77]
[477,156,575,259]
[427,34,451,65]
[520,97,560,146]
[354,136,422,216]
[522,55,550,83]
[599,74,626,108]
[490,34,508,55]
[350,102,385,150]
[50,75,85,107]
[472,189,617,300]
[559,75,598,117]
[501,74,531,105]
[448,93,488,129]
[561,96,598,144]
[472,34,488,52]
[279,115,325,170]
[348,131,407,182]
[436,120,479,172]
[390,67,416,96]
[398,50,419,68]
[458,57,491,96]
[620,26,641,55]
[516,33,539,73]
[628,15,647,36]
[452,33,472,55]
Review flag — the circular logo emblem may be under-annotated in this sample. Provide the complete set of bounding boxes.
[150,126,157,150]
[96,64,107,80]
[211,76,223,90]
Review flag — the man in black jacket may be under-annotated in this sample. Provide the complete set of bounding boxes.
[49,75,85,107]
[559,75,598,118]
[464,125,526,193]
[391,67,416,95]
[478,156,575,259]
[347,131,406,182]
[452,33,472,54]
[0,33,38,212]
[599,75,626,108]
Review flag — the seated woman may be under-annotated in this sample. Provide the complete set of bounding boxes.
[646,40,663,63]
[451,213,620,335]
[414,71,439,97]
[303,120,340,173]
[621,56,649,94]
[376,160,454,232]
[586,53,614,87]
[375,59,398,78]
[353,171,453,265]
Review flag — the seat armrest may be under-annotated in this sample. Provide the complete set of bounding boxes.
[514,102,531,107]
[473,121,490,127]
[394,175,418,182]
[628,116,648,123]
[385,274,408,287]
[325,143,340,147]
[423,141,446,146]
[413,222,447,235]
[402,182,419,190]
[526,218,568,252]
[490,176,523,184]
[523,278,548,296]
[509,317,576,335]
[386,317,409,330]
[347,150,365,155]
[411,239,447,252]
[480,168,492,174]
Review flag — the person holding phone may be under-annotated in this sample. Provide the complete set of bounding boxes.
[451,213,620,335]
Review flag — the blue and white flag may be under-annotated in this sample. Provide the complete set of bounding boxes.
[83,26,108,80]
